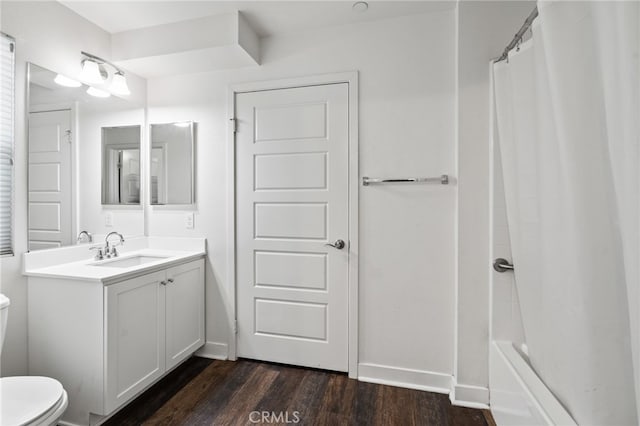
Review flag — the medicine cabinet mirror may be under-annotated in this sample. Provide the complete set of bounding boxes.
[101,125,142,205]
[150,122,195,205]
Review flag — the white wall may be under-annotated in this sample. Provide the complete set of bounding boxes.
[455,0,535,404]
[147,11,458,385]
[0,1,146,375]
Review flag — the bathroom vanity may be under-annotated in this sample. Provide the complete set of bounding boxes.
[23,237,206,425]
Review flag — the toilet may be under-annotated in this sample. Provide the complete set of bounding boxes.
[0,294,68,426]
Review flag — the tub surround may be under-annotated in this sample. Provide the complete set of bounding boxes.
[490,341,576,425]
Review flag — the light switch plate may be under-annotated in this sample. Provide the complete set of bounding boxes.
[105,212,113,227]
[185,212,194,229]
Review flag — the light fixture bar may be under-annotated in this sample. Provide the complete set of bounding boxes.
[80,51,125,75]
[81,50,131,96]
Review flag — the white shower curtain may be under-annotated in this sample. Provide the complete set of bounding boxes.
[493,2,639,424]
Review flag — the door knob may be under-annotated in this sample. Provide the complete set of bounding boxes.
[493,258,514,273]
[325,239,345,250]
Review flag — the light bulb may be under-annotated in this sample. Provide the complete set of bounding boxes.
[110,72,130,96]
[79,60,104,85]
[173,122,191,128]
[86,86,110,98]
[54,74,81,87]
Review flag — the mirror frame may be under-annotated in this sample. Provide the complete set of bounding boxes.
[149,121,196,206]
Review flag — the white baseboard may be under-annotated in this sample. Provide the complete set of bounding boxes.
[450,382,490,409]
[195,341,229,360]
[358,362,452,394]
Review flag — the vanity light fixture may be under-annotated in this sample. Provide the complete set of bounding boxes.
[79,51,130,96]
[54,74,81,88]
[86,86,111,98]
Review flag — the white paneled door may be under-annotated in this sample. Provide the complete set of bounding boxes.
[236,83,349,372]
[28,110,72,250]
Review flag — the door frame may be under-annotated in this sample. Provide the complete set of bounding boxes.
[227,72,359,377]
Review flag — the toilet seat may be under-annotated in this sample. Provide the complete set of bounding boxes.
[0,376,68,426]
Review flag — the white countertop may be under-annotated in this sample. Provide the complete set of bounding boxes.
[23,237,206,284]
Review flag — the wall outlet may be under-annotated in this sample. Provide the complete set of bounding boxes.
[185,212,194,229]
[105,212,113,227]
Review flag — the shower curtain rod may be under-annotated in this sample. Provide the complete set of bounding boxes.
[496,6,539,62]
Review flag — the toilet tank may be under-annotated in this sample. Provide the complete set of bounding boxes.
[0,294,9,355]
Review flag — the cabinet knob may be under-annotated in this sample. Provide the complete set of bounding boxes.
[167,278,174,283]
[160,280,167,286]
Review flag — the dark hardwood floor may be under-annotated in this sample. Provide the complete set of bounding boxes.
[105,357,495,426]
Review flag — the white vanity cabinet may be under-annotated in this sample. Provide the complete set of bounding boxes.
[104,260,205,412]
[27,256,205,425]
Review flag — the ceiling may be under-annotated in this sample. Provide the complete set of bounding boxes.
[59,1,456,37]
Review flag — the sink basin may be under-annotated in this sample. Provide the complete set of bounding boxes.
[92,255,169,268]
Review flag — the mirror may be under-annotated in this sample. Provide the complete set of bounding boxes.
[102,125,141,205]
[150,122,195,205]
[27,63,144,251]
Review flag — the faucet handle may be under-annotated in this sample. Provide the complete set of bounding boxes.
[89,246,104,260]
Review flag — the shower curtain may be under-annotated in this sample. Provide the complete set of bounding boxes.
[492,1,639,424]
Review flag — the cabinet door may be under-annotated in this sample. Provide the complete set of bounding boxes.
[165,259,205,370]
[105,270,166,412]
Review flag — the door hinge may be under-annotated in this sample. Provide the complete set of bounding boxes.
[233,319,238,334]
[65,129,72,144]
[230,118,237,133]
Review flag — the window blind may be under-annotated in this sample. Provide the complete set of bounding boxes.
[0,33,15,256]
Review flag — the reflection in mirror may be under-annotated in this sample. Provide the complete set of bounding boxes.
[150,122,195,205]
[28,108,73,251]
[27,63,143,251]
[102,126,141,205]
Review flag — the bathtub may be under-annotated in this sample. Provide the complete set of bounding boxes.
[490,341,576,425]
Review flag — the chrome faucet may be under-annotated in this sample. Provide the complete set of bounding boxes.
[77,230,93,243]
[89,245,104,260]
[104,232,125,258]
